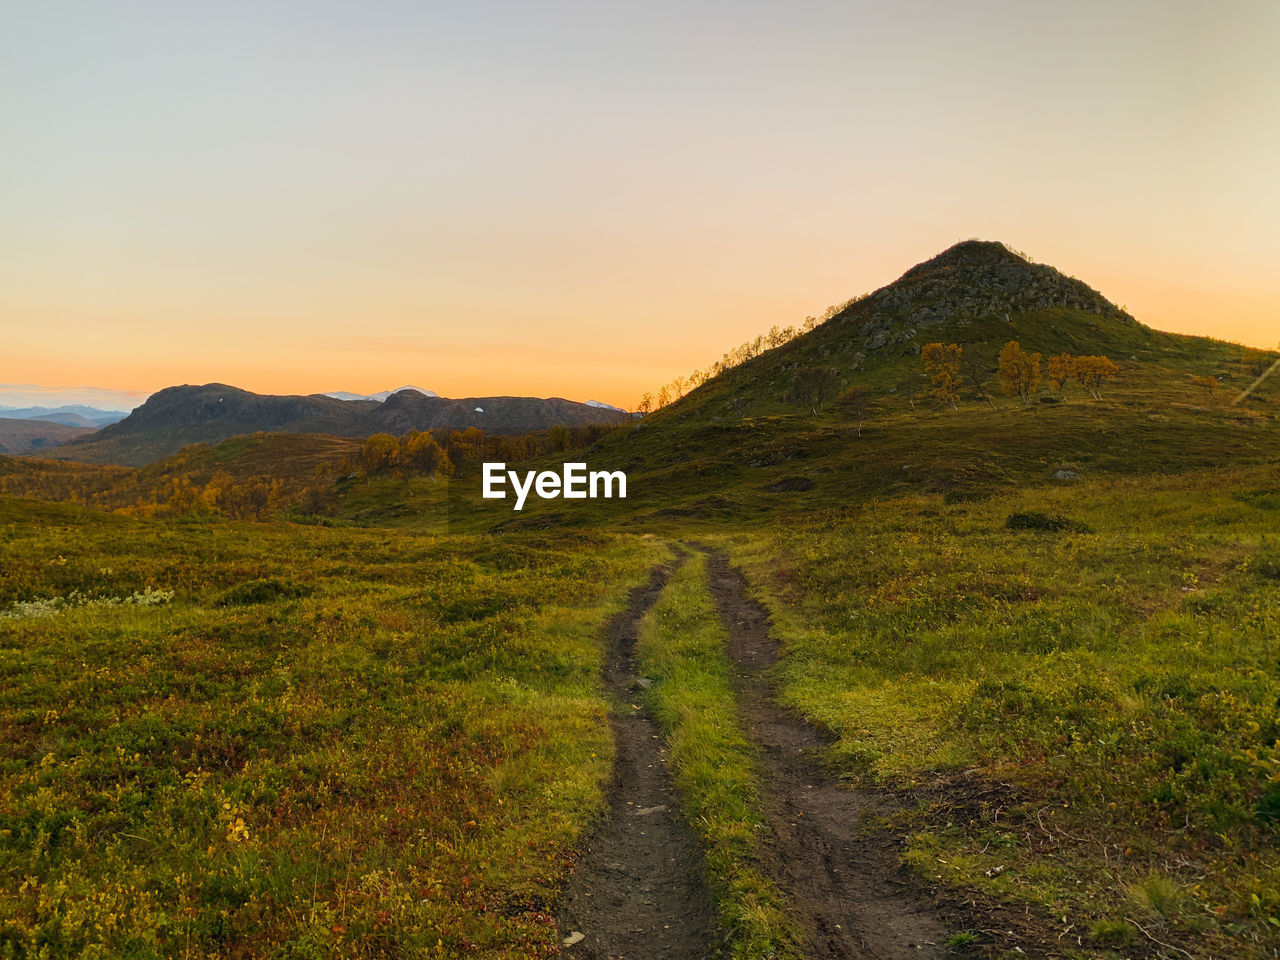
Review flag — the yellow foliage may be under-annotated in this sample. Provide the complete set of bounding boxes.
[998,341,1042,404]
[921,342,963,409]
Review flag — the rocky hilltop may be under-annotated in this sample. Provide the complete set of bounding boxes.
[842,240,1137,353]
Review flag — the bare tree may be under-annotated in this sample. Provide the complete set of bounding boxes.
[837,385,874,435]
[788,366,842,415]
[963,358,996,408]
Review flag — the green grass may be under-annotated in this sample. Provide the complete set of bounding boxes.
[0,497,664,958]
[635,551,801,959]
[720,463,1280,957]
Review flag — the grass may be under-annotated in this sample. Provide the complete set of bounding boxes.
[0,497,664,958]
[634,550,801,959]
[720,462,1280,957]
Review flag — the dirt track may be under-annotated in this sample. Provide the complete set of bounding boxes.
[558,560,719,959]
[698,546,950,960]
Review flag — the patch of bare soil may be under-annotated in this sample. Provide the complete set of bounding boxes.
[558,561,719,959]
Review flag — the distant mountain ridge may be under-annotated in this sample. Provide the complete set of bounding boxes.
[57,384,631,465]
[0,404,129,428]
[322,386,439,402]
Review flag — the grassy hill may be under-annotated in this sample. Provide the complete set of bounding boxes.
[651,241,1231,418]
[428,241,1278,532]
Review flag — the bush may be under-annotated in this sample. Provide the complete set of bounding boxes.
[215,578,313,607]
[1257,783,1280,824]
[943,489,991,505]
[1005,511,1090,533]
[1255,553,1280,581]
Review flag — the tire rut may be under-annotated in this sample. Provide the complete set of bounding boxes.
[696,545,949,960]
[558,560,719,960]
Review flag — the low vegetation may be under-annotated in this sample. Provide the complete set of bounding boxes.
[0,499,663,958]
[723,463,1280,956]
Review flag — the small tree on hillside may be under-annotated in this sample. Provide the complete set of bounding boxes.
[998,341,1042,405]
[1192,375,1217,400]
[1048,354,1076,395]
[789,366,842,415]
[400,430,454,478]
[360,433,399,475]
[962,358,996,408]
[1073,355,1119,398]
[895,371,927,410]
[922,342,963,409]
[637,392,653,415]
[837,384,874,436]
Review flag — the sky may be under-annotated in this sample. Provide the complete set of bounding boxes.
[3,1,1277,411]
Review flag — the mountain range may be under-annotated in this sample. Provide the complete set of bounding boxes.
[321,385,439,402]
[0,404,129,428]
[55,385,632,465]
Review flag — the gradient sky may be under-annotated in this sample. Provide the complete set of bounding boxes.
[3,1,1277,410]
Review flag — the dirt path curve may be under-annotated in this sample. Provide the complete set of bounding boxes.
[697,546,949,960]
[558,560,719,960]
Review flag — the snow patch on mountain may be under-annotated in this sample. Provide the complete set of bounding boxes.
[584,399,627,413]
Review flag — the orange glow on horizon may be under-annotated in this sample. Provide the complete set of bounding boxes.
[3,4,1277,409]
[6,256,1275,413]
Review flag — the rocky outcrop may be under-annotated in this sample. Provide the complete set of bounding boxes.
[836,240,1135,353]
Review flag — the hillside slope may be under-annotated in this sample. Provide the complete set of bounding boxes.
[58,384,631,465]
[434,240,1278,531]
[670,240,1235,420]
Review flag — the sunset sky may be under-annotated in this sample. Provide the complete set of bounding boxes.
[3,1,1277,410]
